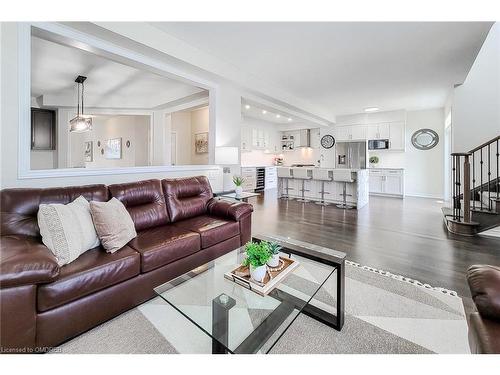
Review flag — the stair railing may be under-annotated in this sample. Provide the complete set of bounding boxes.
[468,135,500,212]
[451,153,471,222]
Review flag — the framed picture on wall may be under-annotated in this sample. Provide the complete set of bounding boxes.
[84,141,93,162]
[195,132,209,154]
[105,138,122,159]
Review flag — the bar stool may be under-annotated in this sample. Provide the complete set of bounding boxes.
[277,167,293,200]
[312,169,333,206]
[293,168,312,203]
[333,169,354,209]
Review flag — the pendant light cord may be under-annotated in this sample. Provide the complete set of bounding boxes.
[77,81,80,116]
[81,81,84,116]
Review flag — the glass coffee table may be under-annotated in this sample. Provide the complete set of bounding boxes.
[154,234,346,354]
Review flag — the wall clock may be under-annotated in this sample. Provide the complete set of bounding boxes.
[320,134,335,149]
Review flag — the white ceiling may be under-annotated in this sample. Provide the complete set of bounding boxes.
[153,22,492,116]
[241,100,320,128]
[31,36,205,110]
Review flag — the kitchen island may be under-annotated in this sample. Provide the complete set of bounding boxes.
[277,167,369,209]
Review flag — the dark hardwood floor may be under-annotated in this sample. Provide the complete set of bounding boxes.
[250,190,500,298]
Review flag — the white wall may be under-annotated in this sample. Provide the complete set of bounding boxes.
[30,151,57,170]
[453,22,500,153]
[71,115,150,168]
[369,108,445,199]
[170,112,192,165]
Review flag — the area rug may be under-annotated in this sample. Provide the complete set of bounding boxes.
[54,262,470,354]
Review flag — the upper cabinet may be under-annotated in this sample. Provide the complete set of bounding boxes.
[335,125,366,141]
[241,125,279,153]
[335,121,405,151]
[388,122,405,151]
[241,127,252,152]
[31,108,56,150]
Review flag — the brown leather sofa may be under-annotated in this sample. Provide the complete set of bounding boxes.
[466,264,500,354]
[0,176,252,353]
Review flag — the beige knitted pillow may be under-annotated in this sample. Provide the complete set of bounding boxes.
[38,196,100,266]
[90,198,137,253]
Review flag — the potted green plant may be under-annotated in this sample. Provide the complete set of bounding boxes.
[266,241,282,267]
[369,156,379,168]
[243,241,271,282]
[232,175,245,196]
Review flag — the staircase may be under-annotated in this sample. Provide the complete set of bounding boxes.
[442,135,500,236]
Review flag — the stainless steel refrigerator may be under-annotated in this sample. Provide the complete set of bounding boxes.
[335,141,367,169]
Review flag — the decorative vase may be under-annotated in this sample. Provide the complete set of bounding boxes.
[250,265,267,283]
[267,254,280,268]
[235,186,243,196]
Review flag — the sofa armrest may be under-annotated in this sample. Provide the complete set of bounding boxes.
[206,198,253,221]
[467,265,500,321]
[0,235,60,288]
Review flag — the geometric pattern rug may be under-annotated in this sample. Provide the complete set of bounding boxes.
[54,262,470,354]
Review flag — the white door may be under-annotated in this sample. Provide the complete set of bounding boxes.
[335,126,350,141]
[252,129,259,148]
[378,123,390,139]
[384,175,403,195]
[369,173,384,193]
[350,125,366,140]
[389,122,405,150]
[366,125,378,140]
[171,132,177,166]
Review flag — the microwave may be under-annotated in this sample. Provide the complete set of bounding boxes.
[368,139,390,150]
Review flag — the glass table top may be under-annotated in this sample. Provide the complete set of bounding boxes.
[154,239,339,354]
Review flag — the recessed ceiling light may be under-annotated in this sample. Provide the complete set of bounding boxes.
[244,104,250,110]
[262,110,267,115]
[276,114,281,118]
[364,107,379,112]
[288,118,292,122]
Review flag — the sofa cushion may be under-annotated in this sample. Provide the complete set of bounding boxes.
[467,264,500,321]
[0,235,60,288]
[1,185,108,238]
[37,245,140,312]
[174,215,239,249]
[162,176,213,222]
[108,179,169,231]
[469,312,500,354]
[128,225,200,273]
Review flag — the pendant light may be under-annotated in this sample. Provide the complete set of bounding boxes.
[69,75,92,132]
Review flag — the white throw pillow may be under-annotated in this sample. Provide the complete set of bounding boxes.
[38,196,100,266]
[89,198,137,254]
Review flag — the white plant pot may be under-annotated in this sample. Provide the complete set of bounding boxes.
[235,186,243,196]
[267,254,280,268]
[250,265,267,283]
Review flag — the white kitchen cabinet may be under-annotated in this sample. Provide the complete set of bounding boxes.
[350,125,366,141]
[369,169,404,197]
[384,174,403,195]
[310,128,321,149]
[368,170,384,194]
[335,125,366,141]
[241,167,256,191]
[389,122,405,151]
[241,127,252,152]
[366,123,390,140]
[335,126,351,141]
[265,166,277,189]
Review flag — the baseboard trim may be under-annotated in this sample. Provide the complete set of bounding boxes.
[405,193,444,200]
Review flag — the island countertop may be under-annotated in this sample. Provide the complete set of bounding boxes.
[277,167,369,209]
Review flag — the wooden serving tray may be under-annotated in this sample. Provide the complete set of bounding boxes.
[224,256,300,296]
